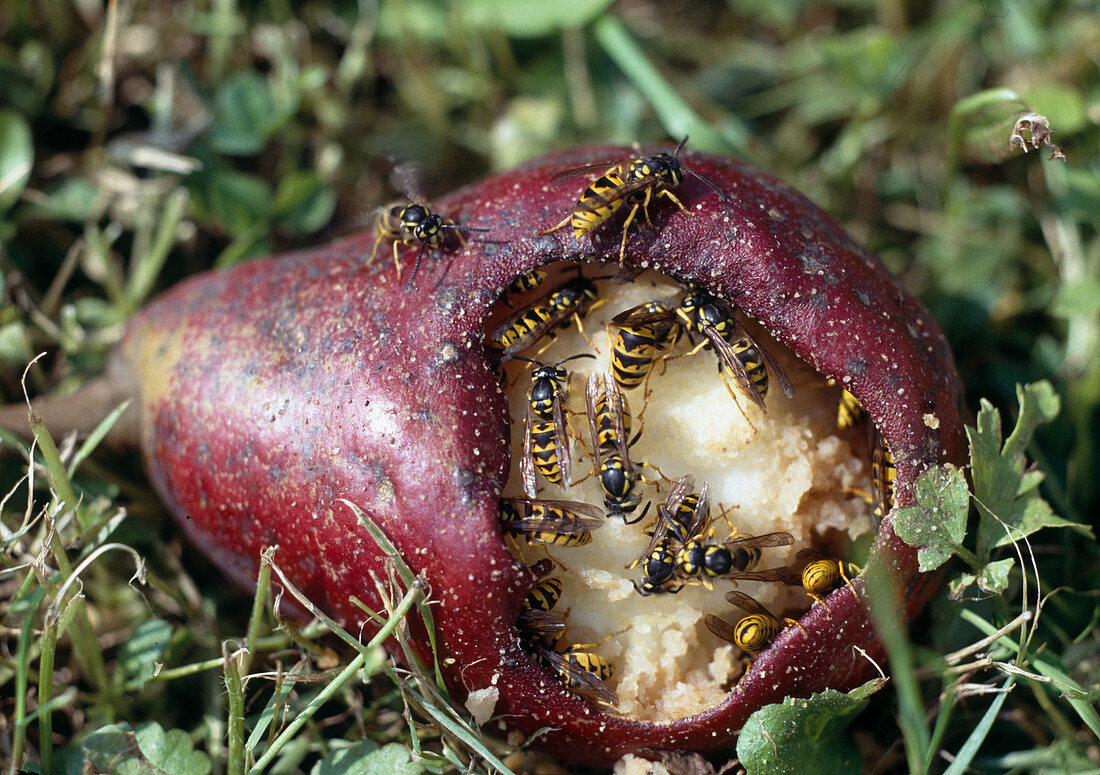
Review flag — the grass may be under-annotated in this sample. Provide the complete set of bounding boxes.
[1,0,1098,773]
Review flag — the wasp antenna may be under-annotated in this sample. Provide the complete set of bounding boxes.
[440,223,491,232]
[689,170,734,205]
[501,355,540,367]
[674,136,689,156]
[406,240,431,289]
[553,353,598,367]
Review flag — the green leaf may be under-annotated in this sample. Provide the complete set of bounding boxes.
[312,742,422,775]
[947,572,976,600]
[891,466,969,571]
[211,72,291,155]
[461,0,614,37]
[948,88,1066,163]
[83,722,212,775]
[0,109,33,212]
[949,88,1031,163]
[1022,82,1088,134]
[191,169,273,238]
[736,679,885,775]
[273,172,336,235]
[976,557,1014,595]
[0,320,32,364]
[34,177,104,223]
[968,382,1091,558]
[118,619,172,689]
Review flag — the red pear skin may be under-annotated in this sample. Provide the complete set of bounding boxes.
[120,145,967,764]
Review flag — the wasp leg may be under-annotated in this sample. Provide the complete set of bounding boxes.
[716,369,758,432]
[841,562,862,600]
[636,459,673,486]
[368,236,385,265]
[391,240,404,282]
[617,202,643,267]
[657,187,689,215]
[808,591,833,615]
[783,617,808,636]
[538,214,574,236]
[571,310,599,352]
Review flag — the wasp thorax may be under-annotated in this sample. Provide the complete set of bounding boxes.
[488,262,882,722]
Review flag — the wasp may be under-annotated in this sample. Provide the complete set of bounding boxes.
[539,137,727,265]
[527,640,620,709]
[674,529,794,588]
[585,372,644,522]
[607,300,682,391]
[795,549,860,607]
[369,201,488,288]
[675,531,795,582]
[525,575,564,612]
[500,498,604,547]
[507,269,548,295]
[514,354,594,496]
[705,590,801,655]
[870,428,896,526]
[489,275,601,358]
[836,388,865,430]
[631,474,701,596]
[519,576,567,640]
[676,290,795,413]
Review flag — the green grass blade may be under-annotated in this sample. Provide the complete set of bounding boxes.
[864,556,930,773]
[591,15,745,156]
[942,676,1015,775]
[67,400,132,477]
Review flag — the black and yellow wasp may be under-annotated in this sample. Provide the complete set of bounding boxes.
[507,269,548,295]
[869,427,896,527]
[677,290,794,412]
[516,354,593,496]
[794,549,860,607]
[539,137,727,265]
[500,498,605,547]
[489,274,601,358]
[705,590,801,655]
[631,474,702,596]
[668,488,794,588]
[607,300,682,391]
[519,575,567,640]
[836,387,865,430]
[585,372,644,521]
[368,163,489,288]
[526,639,620,709]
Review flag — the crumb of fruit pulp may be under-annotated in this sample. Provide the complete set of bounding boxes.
[500,269,871,721]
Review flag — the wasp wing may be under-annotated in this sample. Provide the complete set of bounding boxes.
[520,405,538,498]
[518,608,566,639]
[708,326,768,411]
[527,499,606,521]
[725,567,800,584]
[570,176,660,219]
[535,646,620,709]
[609,302,678,330]
[724,590,774,619]
[551,390,572,488]
[733,321,795,399]
[601,372,633,472]
[658,474,697,543]
[585,372,603,462]
[724,531,795,551]
[704,614,738,645]
[505,511,604,535]
[547,160,623,186]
